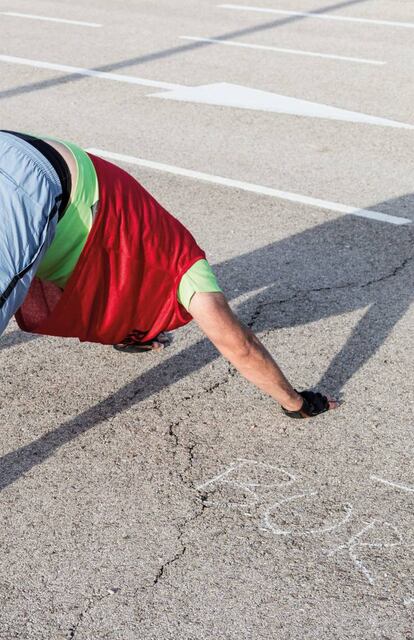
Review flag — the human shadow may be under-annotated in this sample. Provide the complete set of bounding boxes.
[0,329,39,351]
[0,195,412,490]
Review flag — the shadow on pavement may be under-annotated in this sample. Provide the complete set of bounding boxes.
[0,194,412,490]
[0,0,369,101]
[0,329,39,351]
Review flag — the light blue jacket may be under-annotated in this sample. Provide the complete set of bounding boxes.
[0,132,61,336]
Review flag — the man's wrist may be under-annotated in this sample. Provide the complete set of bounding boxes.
[281,391,303,412]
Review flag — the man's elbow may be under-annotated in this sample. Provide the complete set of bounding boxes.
[219,327,256,361]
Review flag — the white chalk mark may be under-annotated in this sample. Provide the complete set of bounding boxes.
[197,459,295,494]
[404,596,414,606]
[263,494,353,536]
[86,148,412,226]
[349,547,375,584]
[371,476,414,493]
[195,460,296,508]
[0,55,181,91]
[263,493,315,535]
[219,5,414,29]
[150,82,414,130]
[0,11,102,27]
[235,459,296,487]
[201,481,259,508]
[329,520,403,585]
[219,480,259,499]
[180,36,386,66]
[310,503,353,535]
[196,462,242,490]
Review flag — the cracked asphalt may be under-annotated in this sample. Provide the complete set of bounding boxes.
[0,0,413,638]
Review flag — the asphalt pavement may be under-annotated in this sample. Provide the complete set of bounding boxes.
[0,0,413,638]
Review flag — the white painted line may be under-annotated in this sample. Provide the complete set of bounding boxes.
[371,475,414,493]
[219,4,414,29]
[151,82,414,129]
[1,55,410,129]
[0,55,180,91]
[180,36,385,66]
[0,11,102,27]
[86,148,412,226]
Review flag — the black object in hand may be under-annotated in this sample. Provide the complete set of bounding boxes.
[282,390,330,419]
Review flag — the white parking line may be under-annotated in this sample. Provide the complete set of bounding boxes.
[1,54,410,128]
[86,148,411,226]
[180,36,386,66]
[219,5,414,29]
[0,11,102,27]
[0,55,180,91]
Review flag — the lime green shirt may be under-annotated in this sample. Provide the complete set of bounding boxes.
[37,139,98,288]
[177,259,222,311]
[37,139,221,311]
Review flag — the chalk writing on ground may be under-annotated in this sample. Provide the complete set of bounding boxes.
[197,460,411,587]
[328,520,403,585]
[263,493,353,537]
[197,459,296,507]
[371,475,414,494]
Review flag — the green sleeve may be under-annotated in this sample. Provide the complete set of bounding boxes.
[177,259,222,311]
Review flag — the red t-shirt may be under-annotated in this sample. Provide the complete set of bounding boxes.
[16,153,205,344]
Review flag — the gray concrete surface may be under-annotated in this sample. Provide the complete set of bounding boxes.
[0,0,413,638]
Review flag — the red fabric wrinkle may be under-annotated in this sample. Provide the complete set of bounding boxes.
[15,153,205,344]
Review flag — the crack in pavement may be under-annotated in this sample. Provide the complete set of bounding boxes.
[149,252,414,413]
[167,420,200,484]
[151,489,210,588]
[168,420,180,448]
[247,252,414,330]
[131,251,414,591]
[152,546,187,586]
[147,423,212,588]
[180,364,238,404]
[68,590,115,639]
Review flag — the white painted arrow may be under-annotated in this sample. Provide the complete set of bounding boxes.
[0,54,412,129]
[150,82,414,129]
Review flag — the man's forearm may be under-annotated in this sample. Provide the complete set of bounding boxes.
[189,292,303,411]
[218,327,303,410]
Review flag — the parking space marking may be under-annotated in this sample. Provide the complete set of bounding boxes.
[219,5,414,29]
[180,36,386,65]
[0,11,102,27]
[0,55,180,90]
[86,148,412,226]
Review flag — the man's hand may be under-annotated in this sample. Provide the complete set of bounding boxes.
[282,390,338,419]
[189,292,338,417]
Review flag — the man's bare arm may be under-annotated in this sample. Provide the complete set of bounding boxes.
[189,292,312,412]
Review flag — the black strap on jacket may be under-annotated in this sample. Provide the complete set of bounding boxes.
[0,130,67,309]
[0,130,71,219]
[0,192,63,309]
